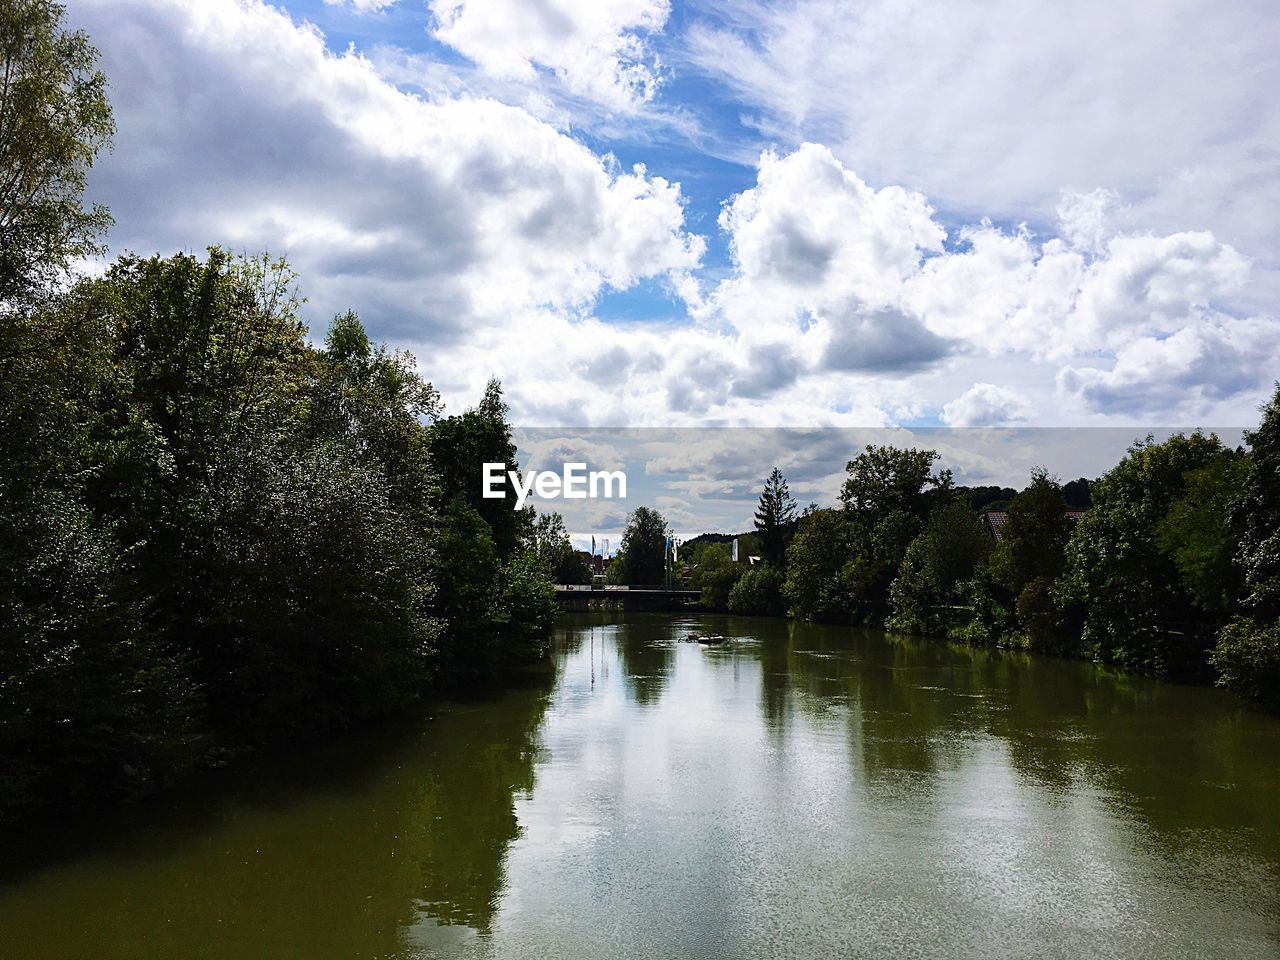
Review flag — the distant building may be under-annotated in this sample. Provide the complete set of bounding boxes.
[576,550,613,576]
[982,511,1009,542]
[982,509,1086,543]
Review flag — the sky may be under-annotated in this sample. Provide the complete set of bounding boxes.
[63,0,1279,539]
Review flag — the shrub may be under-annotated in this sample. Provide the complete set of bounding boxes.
[1211,619,1280,712]
[728,566,787,616]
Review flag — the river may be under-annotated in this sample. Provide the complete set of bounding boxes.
[3,613,1279,959]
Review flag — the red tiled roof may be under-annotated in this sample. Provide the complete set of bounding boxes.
[983,508,1087,542]
[983,511,1009,542]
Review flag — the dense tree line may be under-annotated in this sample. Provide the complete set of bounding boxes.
[0,3,560,822]
[719,415,1280,711]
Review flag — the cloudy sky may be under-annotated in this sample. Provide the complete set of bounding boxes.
[68,0,1278,434]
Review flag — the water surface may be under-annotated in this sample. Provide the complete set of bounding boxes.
[3,614,1279,959]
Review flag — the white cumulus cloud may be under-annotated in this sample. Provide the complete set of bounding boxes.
[942,384,1034,427]
[66,1,1280,428]
[430,0,670,112]
[73,0,702,398]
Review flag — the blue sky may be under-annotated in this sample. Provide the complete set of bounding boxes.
[67,0,1280,437]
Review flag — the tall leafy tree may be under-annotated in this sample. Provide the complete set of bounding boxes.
[530,511,591,585]
[754,467,797,569]
[986,470,1073,649]
[888,496,990,637]
[689,541,743,611]
[990,470,1071,593]
[1156,452,1248,616]
[1060,432,1227,677]
[0,0,113,308]
[783,508,856,621]
[610,506,669,586]
[838,445,950,623]
[841,445,949,524]
[429,378,523,560]
[1233,385,1280,621]
[1211,385,1280,710]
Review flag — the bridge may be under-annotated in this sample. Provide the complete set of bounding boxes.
[555,585,700,612]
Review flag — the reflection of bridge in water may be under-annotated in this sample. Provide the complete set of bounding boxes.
[555,585,700,612]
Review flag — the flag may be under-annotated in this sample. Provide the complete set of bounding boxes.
[604,538,610,557]
[732,537,739,562]
[672,539,678,563]
[592,535,596,556]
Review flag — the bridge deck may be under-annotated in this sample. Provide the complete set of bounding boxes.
[554,586,700,611]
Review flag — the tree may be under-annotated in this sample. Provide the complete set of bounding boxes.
[530,511,590,585]
[689,542,742,611]
[310,310,440,509]
[1059,432,1227,677]
[983,469,1074,649]
[728,566,787,616]
[1211,620,1280,713]
[754,467,797,569]
[990,470,1071,593]
[835,445,950,624]
[0,0,113,308]
[1063,478,1093,509]
[841,445,949,524]
[1233,385,1280,622]
[610,506,668,586]
[1211,385,1280,709]
[783,508,856,621]
[888,497,990,637]
[1156,452,1248,615]
[429,378,523,560]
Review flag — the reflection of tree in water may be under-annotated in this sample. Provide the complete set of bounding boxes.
[610,620,677,706]
[0,661,557,960]
[410,674,554,934]
[778,623,958,778]
[772,621,1280,865]
[755,619,794,734]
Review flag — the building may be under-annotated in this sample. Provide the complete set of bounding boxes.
[982,509,1086,543]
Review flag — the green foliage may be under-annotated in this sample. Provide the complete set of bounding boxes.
[980,470,1075,651]
[429,378,523,560]
[492,552,557,660]
[689,542,743,611]
[1234,385,1280,621]
[1062,477,1093,509]
[945,576,1012,647]
[841,445,950,524]
[728,565,787,616]
[0,0,114,307]
[530,511,591,585]
[1209,385,1280,709]
[1156,453,1248,615]
[610,506,669,586]
[1059,432,1228,677]
[0,247,554,822]
[0,487,198,818]
[753,467,796,568]
[787,444,949,626]
[887,497,990,636]
[989,470,1070,594]
[1211,619,1280,712]
[783,508,856,621]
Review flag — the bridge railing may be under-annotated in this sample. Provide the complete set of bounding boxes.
[554,584,696,593]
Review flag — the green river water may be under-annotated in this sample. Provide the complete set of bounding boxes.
[2,613,1279,959]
